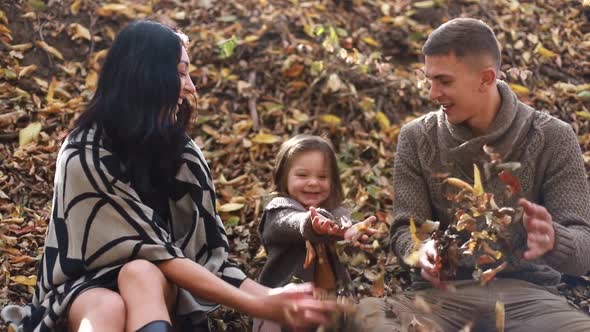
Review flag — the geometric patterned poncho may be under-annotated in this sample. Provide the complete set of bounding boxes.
[2,127,247,332]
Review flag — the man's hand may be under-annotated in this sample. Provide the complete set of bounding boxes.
[418,239,442,286]
[519,198,555,260]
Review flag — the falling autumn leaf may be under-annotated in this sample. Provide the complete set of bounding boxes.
[319,114,342,125]
[472,164,484,196]
[498,170,521,195]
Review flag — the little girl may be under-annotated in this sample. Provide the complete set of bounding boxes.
[256,134,376,331]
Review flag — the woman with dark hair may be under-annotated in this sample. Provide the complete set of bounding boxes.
[1,20,335,332]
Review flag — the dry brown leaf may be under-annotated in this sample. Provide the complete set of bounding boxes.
[96,3,136,19]
[19,122,42,147]
[18,64,37,79]
[70,0,82,15]
[68,23,91,41]
[35,41,64,60]
[218,203,244,212]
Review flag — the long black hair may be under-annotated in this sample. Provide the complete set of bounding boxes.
[74,20,193,222]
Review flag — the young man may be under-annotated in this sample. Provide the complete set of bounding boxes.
[388,18,590,331]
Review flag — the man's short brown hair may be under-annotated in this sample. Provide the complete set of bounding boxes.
[423,18,501,71]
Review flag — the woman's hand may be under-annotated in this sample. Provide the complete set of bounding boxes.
[252,283,337,329]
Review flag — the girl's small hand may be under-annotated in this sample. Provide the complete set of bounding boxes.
[343,215,378,243]
[310,207,341,236]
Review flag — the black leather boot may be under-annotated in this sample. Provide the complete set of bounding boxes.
[136,320,173,332]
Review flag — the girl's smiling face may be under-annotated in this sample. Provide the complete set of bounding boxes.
[286,150,331,208]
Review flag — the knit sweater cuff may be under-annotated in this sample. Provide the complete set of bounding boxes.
[391,226,414,260]
[544,222,576,271]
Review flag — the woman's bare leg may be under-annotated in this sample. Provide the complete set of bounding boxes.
[117,259,177,331]
[68,287,126,332]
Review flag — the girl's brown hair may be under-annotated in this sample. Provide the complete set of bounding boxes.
[272,134,344,210]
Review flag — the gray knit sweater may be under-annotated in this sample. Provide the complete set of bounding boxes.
[390,80,590,286]
[257,197,352,288]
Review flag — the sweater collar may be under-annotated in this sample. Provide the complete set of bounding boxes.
[437,80,536,178]
[443,80,518,143]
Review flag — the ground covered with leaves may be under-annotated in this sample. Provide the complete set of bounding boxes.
[1,0,589,330]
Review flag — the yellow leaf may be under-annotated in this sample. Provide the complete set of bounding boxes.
[251,132,281,144]
[10,275,37,286]
[473,164,484,196]
[362,36,380,47]
[70,0,82,14]
[409,217,421,249]
[68,23,91,41]
[0,10,8,25]
[35,40,64,60]
[376,112,390,130]
[508,83,529,95]
[219,203,244,212]
[319,114,342,125]
[242,35,259,43]
[534,44,558,58]
[19,122,42,147]
[576,111,590,120]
